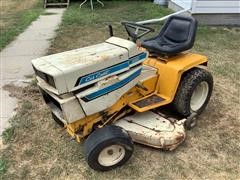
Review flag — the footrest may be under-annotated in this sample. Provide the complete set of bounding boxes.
[129,94,170,112]
[134,94,165,108]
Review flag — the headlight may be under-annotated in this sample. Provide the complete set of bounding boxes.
[33,66,56,88]
[45,75,55,88]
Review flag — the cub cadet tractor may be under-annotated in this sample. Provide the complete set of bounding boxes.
[32,15,213,171]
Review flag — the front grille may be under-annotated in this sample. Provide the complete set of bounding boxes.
[40,88,62,110]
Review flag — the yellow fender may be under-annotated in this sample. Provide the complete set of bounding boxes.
[129,53,208,112]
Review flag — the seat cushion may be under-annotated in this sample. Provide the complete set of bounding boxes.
[141,15,197,56]
[163,19,191,43]
[142,39,178,55]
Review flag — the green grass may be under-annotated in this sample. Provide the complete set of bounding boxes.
[62,2,171,26]
[0,159,8,176]
[48,1,172,52]
[195,26,240,85]
[1,127,15,144]
[0,1,43,50]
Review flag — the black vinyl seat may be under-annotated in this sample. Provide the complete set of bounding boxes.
[141,15,198,56]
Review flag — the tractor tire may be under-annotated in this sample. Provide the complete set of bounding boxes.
[84,125,134,171]
[51,112,64,127]
[172,67,213,117]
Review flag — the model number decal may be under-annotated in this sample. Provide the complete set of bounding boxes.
[79,62,129,85]
[82,70,110,83]
[82,68,142,102]
[78,52,147,85]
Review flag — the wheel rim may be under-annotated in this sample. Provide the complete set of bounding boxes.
[98,144,125,167]
[190,81,209,112]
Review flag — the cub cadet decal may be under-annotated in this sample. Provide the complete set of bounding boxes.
[75,52,147,87]
[81,68,142,102]
[79,61,129,85]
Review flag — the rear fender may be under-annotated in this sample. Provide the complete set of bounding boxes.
[144,53,208,102]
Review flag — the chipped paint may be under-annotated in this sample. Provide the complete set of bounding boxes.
[115,111,186,150]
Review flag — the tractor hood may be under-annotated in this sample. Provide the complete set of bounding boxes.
[32,37,144,95]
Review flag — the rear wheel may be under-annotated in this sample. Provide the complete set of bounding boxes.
[172,68,213,117]
[84,125,134,171]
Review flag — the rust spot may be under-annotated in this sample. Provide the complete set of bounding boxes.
[175,133,184,141]
[100,55,109,61]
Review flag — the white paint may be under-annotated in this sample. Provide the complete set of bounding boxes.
[98,145,126,167]
[153,0,168,6]
[77,66,142,116]
[106,37,140,57]
[170,0,240,14]
[37,64,158,123]
[192,1,240,14]
[32,37,143,95]
[171,0,192,10]
[190,81,209,111]
[38,84,86,124]
[115,111,186,150]
[0,8,65,134]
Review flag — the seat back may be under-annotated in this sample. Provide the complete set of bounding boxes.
[160,15,198,47]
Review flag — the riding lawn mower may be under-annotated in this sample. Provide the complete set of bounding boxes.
[32,15,213,171]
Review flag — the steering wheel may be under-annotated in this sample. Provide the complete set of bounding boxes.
[121,21,154,42]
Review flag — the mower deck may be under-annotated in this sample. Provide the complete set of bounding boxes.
[115,111,186,150]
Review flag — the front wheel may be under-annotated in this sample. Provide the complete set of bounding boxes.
[172,67,213,117]
[84,125,134,171]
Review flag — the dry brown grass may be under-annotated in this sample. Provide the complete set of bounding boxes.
[0,0,38,15]
[0,0,42,50]
[0,0,39,29]
[1,78,239,179]
[1,2,240,179]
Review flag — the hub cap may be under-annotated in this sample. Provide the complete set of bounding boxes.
[190,81,209,111]
[98,145,125,167]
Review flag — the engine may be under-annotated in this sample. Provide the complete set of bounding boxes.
[32,37,149,123]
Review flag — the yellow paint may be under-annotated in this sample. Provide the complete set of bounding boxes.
[137,75,158,96]
[66,52,208,142]
[145,53,207,99]
[66,86,146,142]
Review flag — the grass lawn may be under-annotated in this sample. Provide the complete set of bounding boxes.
[48,1,172,53]
[0,0,43,50]
[1,2,240,179]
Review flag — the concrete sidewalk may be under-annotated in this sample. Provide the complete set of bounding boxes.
[0,8,65,134]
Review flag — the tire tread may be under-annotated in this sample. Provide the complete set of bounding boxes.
[172,67,213,117]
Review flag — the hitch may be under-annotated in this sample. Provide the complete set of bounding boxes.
[185,112,198,130]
